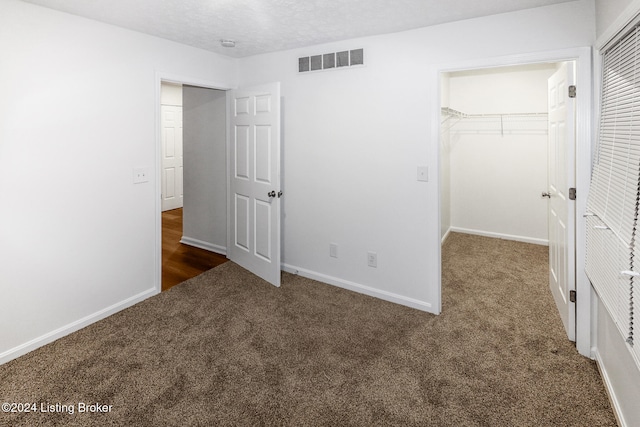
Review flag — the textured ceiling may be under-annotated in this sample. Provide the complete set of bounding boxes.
[21,0,576,58]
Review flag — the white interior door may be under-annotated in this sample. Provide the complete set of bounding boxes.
[547,62,576,341]
[161,105,183,211]
[227,82,281,287]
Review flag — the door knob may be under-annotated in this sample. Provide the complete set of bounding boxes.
[268,191,276,198]
[542,192,551,198]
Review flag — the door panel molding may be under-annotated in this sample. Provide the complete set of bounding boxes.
[548,61,576,341]
[161,105,183,211]
[227,82,281,287]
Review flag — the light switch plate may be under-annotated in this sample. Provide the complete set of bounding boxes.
[133,167,150,184]
[417,166,429,182]
[330,243,338,258]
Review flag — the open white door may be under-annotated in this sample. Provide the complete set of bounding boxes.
[547,62,576,341]
[161,105,184,211]
[227,83,281,287]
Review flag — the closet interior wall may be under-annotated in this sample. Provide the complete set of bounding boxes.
[440,73,451,242]
[441,63,559,245]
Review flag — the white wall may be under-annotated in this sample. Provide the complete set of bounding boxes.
[0,0,236,363]
[595,0,636,38]
[446,64,557,245]
[182,86,227,253]
[237,0,595,312]
[595,301,640,427]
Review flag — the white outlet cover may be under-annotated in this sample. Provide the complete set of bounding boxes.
[367,251,377,268]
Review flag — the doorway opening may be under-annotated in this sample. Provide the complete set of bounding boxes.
[159,81,228,291]
[439,61,577,339]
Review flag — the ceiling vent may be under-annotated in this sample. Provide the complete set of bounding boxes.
[298,48,364,73]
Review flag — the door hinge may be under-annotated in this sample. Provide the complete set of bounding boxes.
[569,290,576,303]
[569,188,576,200]
[568,85,576,98]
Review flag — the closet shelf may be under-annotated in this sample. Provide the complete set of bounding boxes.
[441,107,548,136]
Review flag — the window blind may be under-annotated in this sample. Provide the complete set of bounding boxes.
[586,24,639,367]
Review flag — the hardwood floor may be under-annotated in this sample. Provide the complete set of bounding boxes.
[162,208,227,291]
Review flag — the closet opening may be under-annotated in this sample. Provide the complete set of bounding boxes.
[439,61,577,340]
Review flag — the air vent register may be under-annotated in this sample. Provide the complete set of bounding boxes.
[299,48,364,73]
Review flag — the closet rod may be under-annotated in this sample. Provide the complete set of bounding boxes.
[441,107,548,118]
[441,107,549,136]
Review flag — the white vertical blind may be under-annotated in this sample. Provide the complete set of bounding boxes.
[587,24,639,366]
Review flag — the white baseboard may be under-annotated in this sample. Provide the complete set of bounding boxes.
[282,263,434,313]
[0,288,157,365]
[180,236,227,256]
[594,349,629,427]
[449,226,548,246]
[441,227,452,244]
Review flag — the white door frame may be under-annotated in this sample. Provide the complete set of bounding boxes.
[154,72,233,293]
[432,47,593,357]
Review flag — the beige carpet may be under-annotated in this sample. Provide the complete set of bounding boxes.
[0,233,616,426]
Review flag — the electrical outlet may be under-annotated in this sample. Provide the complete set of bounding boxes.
[330,243,338,258]
[367,251,377,268]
